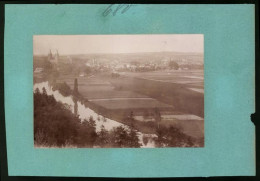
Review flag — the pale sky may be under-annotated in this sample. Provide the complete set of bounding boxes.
[33,35,204,55]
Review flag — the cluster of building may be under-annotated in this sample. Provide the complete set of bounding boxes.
[84,59,183,73]
[34,50,203,75]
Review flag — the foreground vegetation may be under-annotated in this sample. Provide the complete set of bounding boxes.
[34,88,141,148]
[34,88,199,147]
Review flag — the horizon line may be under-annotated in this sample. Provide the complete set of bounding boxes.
[33,51,204,56]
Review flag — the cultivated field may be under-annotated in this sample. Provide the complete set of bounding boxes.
[90,98,173,110]
[54,69,204,139]
[122,69,204,93]
[110,71,204,118]
[57,76,149,99]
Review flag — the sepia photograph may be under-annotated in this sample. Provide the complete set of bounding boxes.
[33,35,204,148]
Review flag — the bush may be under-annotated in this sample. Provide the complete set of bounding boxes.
[109,126,141,148]
[52,82,72,97]
[155,125,196,147]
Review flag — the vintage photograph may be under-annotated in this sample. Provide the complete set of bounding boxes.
[33,35,204,148]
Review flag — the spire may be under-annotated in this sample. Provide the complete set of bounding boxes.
[49,49,53,59]
[56,49,59,57]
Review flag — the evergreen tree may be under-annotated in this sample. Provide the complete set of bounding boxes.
[34,92,80,147]
[154,108,161,129]
[88,116,96,129]
[73,78,79,95]
[96,125,109,147]
[129,111,134,128]
[35,88,40,94]
[73,99,78,116]
[42,87,47,95]
[127,111,141,148]
[110,126,129,147]
[128,128,141,148]
[78,118,97,147]
[154,126,196,147]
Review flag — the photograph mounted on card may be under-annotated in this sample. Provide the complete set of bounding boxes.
[33,34,204,148]
[4,4,255,177]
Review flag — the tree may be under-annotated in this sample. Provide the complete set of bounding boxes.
[96,125,110,147]
[84,66,92,75]
[155,126,164,147]
[73,99,78,116]
[34,92,80,147]
[128,128,141,148]
[52,82,72,97]
[88,116,96,128]
[42,87,47,95]
[154,125,196,147]
[73,78,79,96]
[110,126,129,148]
[169,60,179,70]
[108,125,141,148]
[129,111,134,127]
[143,110,150,120]
[77,118,97,147]
[154,108,161,129]
[43,60,53,72]
[35,88,40,94]
[127,111,141,147]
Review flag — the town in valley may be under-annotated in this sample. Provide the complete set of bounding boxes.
[33,35,204,148]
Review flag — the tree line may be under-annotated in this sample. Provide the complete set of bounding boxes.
[34,88,141,148]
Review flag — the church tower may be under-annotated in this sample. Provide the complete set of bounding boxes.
[56,49,59,60]
[48,49,53,60]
